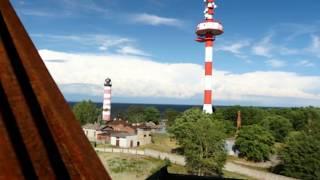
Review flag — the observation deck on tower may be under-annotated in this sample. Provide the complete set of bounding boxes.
[196,0,224,41]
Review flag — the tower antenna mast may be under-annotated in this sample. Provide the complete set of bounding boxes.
[196,0,224,114]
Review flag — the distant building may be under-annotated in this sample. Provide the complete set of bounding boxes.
[110,128,152,148]
[82,122,113,143]
[110,132,137,148]
[82,119,154,147]
[82,122,101,142]
[106,119,136,134]
[136,127,152,146]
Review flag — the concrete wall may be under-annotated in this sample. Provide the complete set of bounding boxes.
[110,136,138,148]
[83,128,97,142]
[136,129,152,146]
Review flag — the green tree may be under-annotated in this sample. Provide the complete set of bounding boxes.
[234,125,275,162]
[72,100,100,125]
[211,111,236,137]
[241,107,269,125]
[260,115,292,142]
[269,108,308,130]
[144,107,161,124]
[220,106,269,126]
[169,108,227,176]
[219,106,240,123]
[221,120,237,137]
[276,131,320,180]
[126,105,145,123]
[164,108,181,127]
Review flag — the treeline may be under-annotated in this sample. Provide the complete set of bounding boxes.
[71,100,181,125]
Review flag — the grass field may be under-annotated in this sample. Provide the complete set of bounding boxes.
[98,152,255,180]
[138,133,179,153]
[98,152,165,180]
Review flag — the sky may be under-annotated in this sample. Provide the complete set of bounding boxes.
[11,0,320,107]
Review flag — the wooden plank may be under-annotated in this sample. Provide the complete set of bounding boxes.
[0,0,111,179]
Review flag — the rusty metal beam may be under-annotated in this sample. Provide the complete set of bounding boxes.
[0,0,111,179]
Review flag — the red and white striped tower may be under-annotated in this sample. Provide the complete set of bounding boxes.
[196,0,223,114]
[102,78,112,122]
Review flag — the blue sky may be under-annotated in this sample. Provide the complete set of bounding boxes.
[11,0,320,106]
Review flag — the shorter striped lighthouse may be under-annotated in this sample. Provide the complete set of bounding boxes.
[102,78,112,123]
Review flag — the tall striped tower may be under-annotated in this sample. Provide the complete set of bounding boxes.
[102,78,112,122]
[196,0,223,114]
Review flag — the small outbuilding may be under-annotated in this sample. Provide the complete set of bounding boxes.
[110,132,138,148]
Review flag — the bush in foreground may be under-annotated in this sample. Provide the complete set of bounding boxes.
[234,125,275,162]
[275,131,320,180]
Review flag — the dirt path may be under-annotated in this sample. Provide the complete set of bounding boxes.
[224,162,297,180]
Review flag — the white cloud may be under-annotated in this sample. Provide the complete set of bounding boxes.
[296,60,315,67]
[39,49,320,106]
[19,9,59,17]
[306,35,320,58]
[116,46,151,56]
[278,47,299,56]
[252,35,273,57]
[216,41,250,55]
[32,34,149,56]
[265,59,286,68]
[131,13,182,27]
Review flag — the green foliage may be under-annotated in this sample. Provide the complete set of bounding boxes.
[126,105,145,123]
[72,100,100,125]
[219,106,269,126]
[235,125,275,162]
[126,105,160,124]
[107,158,145,174]
[303,107,320,136]
[221,120,237,137]
[240,107,269,125]
[164,108,181,127]
[218,106,240,123]
[268,107,312,130]
[260,115,292,142]
[169,108,227,176]
[276,132,320,180]
[211,111,236,137]
[144,106,161,124]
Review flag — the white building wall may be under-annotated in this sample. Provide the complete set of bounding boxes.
[126,135,138,148]
[110,136,116,146]
[111,135,138,148]
[119,138,127,147]
[83,128,97,142]
[136,129,152,146]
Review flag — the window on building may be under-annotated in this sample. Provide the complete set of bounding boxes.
[144,135,146,137]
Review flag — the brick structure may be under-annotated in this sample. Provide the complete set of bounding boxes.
[237,110,242,129]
